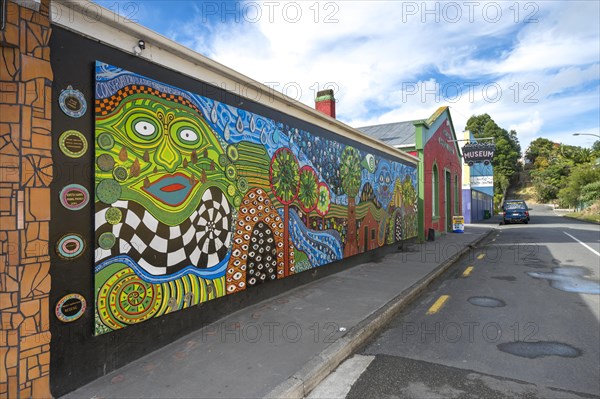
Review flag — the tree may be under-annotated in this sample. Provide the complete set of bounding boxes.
[574,148,594,164]
[531,160,570,202]
[297,166,319,228]
[592,140,600,156]
[557,164,600,208]
[340,146,362,257]
[525,137,598,203]
[580,181,600,203]
[525,138,555,164]
[316,182,331,229]
[270,148,300,277]
[465,114,522,203]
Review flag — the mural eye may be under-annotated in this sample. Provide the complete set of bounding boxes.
[135,121,155,135]
[386,176,391,183]
[177,127,199,144]
[130,117,159,140]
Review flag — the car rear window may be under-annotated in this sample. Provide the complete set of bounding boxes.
[504,202,526,210]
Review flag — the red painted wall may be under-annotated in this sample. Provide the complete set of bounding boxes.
[357,210,379,253]
[423,119,462,236]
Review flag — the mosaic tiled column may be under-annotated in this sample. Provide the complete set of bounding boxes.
[1,0,53,398]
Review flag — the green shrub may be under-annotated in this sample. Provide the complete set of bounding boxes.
[580,181,600,203]
[557,165,600,208]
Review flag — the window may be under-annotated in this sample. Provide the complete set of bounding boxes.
[503,200,527,210]
[432,164,439,217]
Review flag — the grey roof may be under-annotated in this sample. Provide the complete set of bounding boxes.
[357,121,418,147]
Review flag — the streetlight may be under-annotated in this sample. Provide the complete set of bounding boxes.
[573,133,600,138]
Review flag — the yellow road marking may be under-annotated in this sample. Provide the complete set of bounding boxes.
[462,266,474,277]
[427,295,450,315]
[477,253,486,260]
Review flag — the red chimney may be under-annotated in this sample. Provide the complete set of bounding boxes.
[315,89,336,118]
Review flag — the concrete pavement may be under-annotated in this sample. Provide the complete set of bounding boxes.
[61,222,497,399]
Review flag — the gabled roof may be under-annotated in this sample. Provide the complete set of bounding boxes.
[357,107,460,155]
[357,120,419,148]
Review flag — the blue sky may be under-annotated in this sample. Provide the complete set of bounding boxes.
[95,1,600,152]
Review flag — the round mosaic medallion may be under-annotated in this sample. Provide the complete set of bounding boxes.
[226,164,237,181]
[237,176,249,193]
[98,232,116,250]
[55,293,86,322]
[233,195,242,207]
[59,130,88,158]
[96,154,115,172]
[218,153,229,167]
[112,166,128,182]
[96,179,122,205]
[59,184,89,211]
[58,86,87,118]
[97,132,115,151]
[56,233,85,259]
[105,207,122,225]
[227,145,239,162]
[227,184,236,196]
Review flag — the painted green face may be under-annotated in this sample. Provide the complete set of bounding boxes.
[96,94,224,214]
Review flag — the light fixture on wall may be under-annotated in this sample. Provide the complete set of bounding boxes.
[133,39,146,56]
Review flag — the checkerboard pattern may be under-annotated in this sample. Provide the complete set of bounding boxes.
[95,187,232,275]
[95,85,201,116]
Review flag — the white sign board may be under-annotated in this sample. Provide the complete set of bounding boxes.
[470,176,493,187]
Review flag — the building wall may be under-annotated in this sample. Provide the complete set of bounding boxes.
[470,189,494,222]
[0,1,53,398]
[48,24,417,396]
[422,118,462,237]
[462,189,472,223]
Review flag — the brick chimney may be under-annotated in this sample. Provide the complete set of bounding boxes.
[315,89,336,118]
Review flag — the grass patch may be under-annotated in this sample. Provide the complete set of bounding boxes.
[515,185,538,204]
[506,173,538,204]
[564,200,600,224]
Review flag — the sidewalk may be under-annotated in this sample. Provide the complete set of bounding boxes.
[62,223,496,399]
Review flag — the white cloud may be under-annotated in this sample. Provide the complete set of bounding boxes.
[508,112,544,141]
[152,0,599,152]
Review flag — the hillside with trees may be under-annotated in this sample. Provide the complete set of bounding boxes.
[525,137,600,210]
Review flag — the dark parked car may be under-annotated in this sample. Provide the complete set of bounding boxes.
[502,200,530,224]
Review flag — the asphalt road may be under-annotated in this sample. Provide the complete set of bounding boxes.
[310,204,600,398]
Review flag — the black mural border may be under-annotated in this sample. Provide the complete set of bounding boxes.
[49,25,414,396]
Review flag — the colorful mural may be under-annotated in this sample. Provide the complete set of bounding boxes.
[93,61,418,334]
